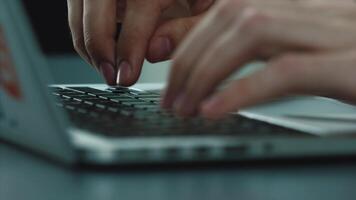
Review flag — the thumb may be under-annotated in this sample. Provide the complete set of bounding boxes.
[146,15,202,63]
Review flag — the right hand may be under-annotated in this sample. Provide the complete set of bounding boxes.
[163,0,356,118]
[67,0,214,86]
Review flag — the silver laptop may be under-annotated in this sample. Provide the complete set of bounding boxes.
[1,0,356,166]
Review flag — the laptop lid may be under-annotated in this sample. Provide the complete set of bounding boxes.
[0,0,76,163]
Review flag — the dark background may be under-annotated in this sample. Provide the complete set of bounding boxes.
[23,1,74,55]
[18,0,174,84]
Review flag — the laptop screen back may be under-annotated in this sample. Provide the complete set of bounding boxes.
[0,0,75,163]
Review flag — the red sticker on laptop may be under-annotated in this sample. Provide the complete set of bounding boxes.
[0,27,22,100]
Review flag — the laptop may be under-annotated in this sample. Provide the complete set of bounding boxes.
[1,0,356,166]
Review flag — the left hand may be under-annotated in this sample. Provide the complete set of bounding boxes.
[67,0,214,86]
[163,0,356,119]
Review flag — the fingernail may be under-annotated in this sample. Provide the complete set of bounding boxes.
[100,62,116,86]
[117,61,132,85]
[148,37,172,62]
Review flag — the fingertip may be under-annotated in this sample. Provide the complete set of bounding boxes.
[117,61,131,86]
[99,62,117,86]
[200,96,225,119]
[116,61,141,86]
[146,37,173,63]
[173,94,196,117]
[161,90,174,109]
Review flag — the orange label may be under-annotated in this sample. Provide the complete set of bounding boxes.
[0,26,22,100]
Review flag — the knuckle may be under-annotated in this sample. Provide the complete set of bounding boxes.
[176,18,194,36]
[72,37,85,54]
[239,8,270,37]
[83,35,94,53]
[83,34,100,60]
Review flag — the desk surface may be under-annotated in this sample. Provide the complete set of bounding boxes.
[1,143,356,200]
[2,83,356,200]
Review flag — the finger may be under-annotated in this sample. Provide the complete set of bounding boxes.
[188,0,215,14]
[171,8,356,116]
[83,0,117,85]
[162,0,246,109]
[200,55,299,119]
[117,0,126,23]
[162,0,191,19]
[67,0,91,65]
[116,1,174,86]
[252,0,356,21]
[146,15,202,63]
[173,17,256,116]
[201,51,356,119]
[146,0,215,63]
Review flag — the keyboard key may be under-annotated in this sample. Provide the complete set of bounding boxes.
[52,86,310,138]
[68,87,112,95]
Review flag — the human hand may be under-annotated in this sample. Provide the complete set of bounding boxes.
[67,0,214,86]
[163,0,356,119]
[146,0,215,63]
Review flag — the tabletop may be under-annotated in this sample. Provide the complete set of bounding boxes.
[3,57,356,200]
[1,142,356,200]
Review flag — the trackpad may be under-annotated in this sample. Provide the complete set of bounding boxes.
[240,97,356,136]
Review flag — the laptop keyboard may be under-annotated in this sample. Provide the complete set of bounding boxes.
[50,86,309,137]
